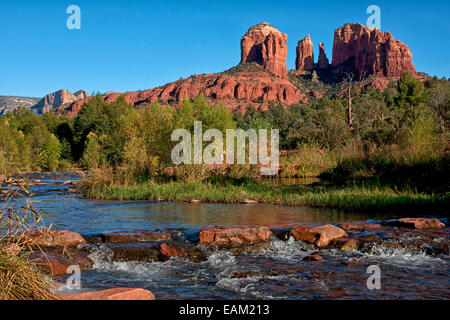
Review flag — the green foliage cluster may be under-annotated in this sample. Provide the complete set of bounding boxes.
[0,110,72,174]
[1,73,449,188]
[235,73,449,154]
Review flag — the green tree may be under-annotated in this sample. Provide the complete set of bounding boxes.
[39,134,62,171]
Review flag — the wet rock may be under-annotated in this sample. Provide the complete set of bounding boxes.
[25,230,86,248]
[231,271,279,278]
[59,287,155,300]
[98,230,172,243]
[358,235,383,243]
[273,228,293,241]
[199,226,273,245]
[290,224,348,248]
[339,222,382,232]
[396,218,445,230]
[223,241,272,254]
[338,239,359,251]
[424,242,449,256]
[302,254,324,262]
[158,243,207,262]
[29,246,94,275]
[30,253,76,276]
[106,243,160,262]
[346,261,366,267]
[189,199,201,204]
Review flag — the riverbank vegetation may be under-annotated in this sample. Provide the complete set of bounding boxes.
[0,188,57,300]
[1,73,449,212]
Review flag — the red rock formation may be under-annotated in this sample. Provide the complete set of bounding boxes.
[240,22,288,78]
[332,23,416,77]
[59,288,155,300]
[318,43,329,69]
[58,71,308,116]
[296,35,314,73]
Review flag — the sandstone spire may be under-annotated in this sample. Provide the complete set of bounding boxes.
[295,35,314,73]
[318,43,329,69]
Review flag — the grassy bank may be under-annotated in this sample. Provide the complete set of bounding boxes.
[0,188,57,300]
[83,177,450,214]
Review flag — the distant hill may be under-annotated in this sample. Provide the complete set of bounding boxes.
[0,96,41,115]
[31,89,90,115]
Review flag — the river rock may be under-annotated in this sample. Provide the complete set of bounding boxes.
[302,254,324,262]
[199,225,273,245]
[59,287,155,300]
[25,230,86,247]
[358,235,383,243]
[99,230,171,243]
[29,246,93,275]
[290,224,348,247]
[339,222,382,231]
[106,243,160,262]
[338,239,359,251]
[30,253,76,276]
[396,218,445,230]
[158,243,207,262]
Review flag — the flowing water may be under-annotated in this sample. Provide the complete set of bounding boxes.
[2,173,449,300]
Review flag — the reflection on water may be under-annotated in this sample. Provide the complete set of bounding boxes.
[31,195,392,236]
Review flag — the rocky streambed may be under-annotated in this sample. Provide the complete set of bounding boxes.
[2,172,449,300]
[26,218,449,300]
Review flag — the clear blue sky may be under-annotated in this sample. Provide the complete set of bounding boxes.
[1,0,449,97]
